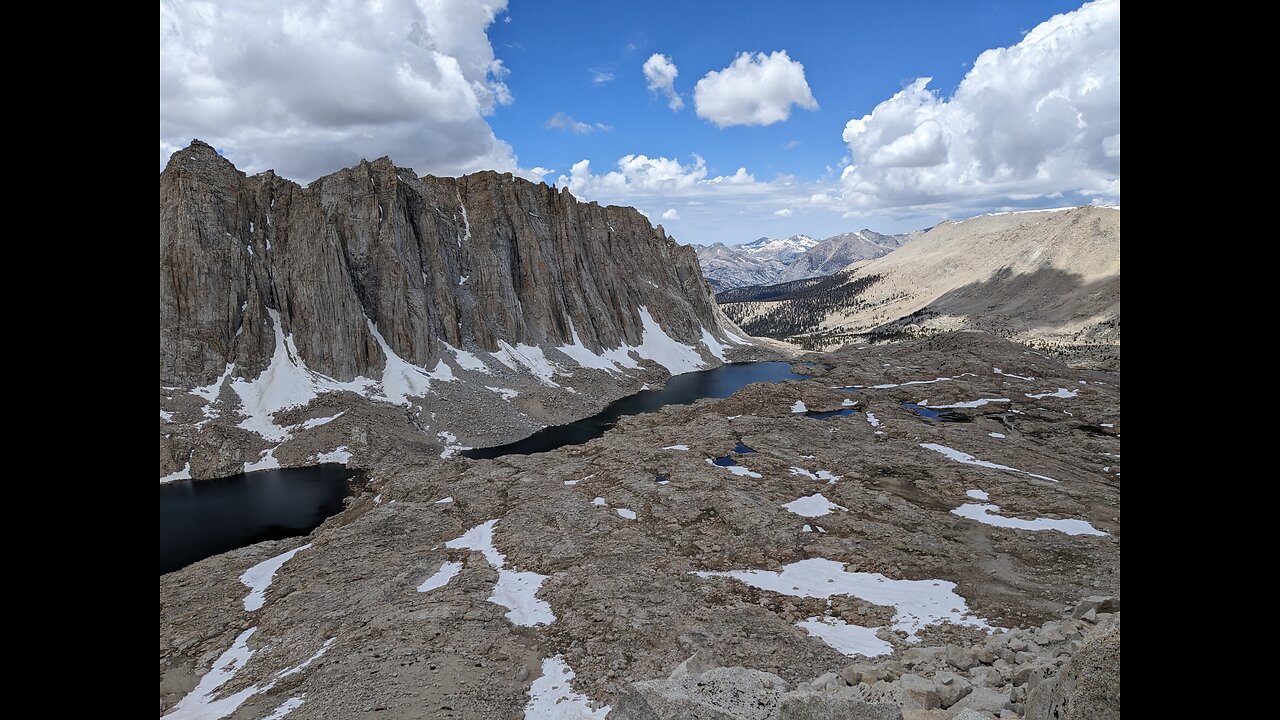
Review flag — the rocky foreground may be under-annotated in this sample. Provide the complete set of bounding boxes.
[160,332,1120,719]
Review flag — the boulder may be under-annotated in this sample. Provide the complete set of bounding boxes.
[1071,596,1119,619]
[669,649,719,679]
[947,644,978,671]
[1025,616,1120,720]
[897,674,940,710]
[950,687,1012,715]
[611,667,789,720]
[932,671,973,708]
[777,692,903,720]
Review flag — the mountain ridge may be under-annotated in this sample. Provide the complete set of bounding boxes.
[694,229,911,290]
[720,206,1120,368]
[160,140,754,479]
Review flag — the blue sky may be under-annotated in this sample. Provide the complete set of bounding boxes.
[160,0,1120,245]
[488,1,1082,188]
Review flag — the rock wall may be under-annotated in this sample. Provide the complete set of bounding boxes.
[159,140,747,479]
[160,140,724,387]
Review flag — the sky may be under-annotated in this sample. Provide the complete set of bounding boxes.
[159,0,1119,245]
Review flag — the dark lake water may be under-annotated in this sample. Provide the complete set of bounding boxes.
[463,361,807,459]
[160,465,354,574]
[161,362,807,574]
[902,402,973,423]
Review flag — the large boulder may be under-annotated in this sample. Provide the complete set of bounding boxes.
[1025,615,1120,720]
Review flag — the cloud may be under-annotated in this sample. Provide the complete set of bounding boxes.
[693,50,818,127]
[545,112,610,134]
[522,167,554,183]
[643,54,684,110]
[554,153,832,243]
[838,0,1120,213]
[662,208,681,220]
[773,208,793,218]
[159,0,515,180]
[782,140,802,150]
[590,69,616,85]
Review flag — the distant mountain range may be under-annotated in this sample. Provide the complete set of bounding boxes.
[693,230,913,289]
[718,206,1120,368]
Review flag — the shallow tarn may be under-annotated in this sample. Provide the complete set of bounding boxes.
[160,464,356,574]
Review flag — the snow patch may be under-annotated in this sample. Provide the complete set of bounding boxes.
[994,367,1035,381]
[437,430,471,459]
[705,457,762,478]
[240,544,311,611]
[797,616,893,658]
[616,508,637,520]
[367,319,448,405]
[699,328,728,361]
[231,310,377,441]
[1025,388,1078,399]
[244,448,280,472]
[783,493,848,518]
[663,444,689,451]
[951,503,1107,537]
[989,432,1006,439]
[791,400,808,413]
[493,341,561,386]
[162,628,261,720]
[492,570,555,626]
[446,520,505,567]
[694,557,990,641]
[316,446,352,464]
[556,321,642,373]
[161,462,192,484]
[867,373,976,390]
[927,398,1010,409]
[301,411,345,429]
[486,386,520,401]
[161,409,174,422]
[966,489,990,500]
[921,443,1057,482]
[634,306,706,374]
[261,696,305,720]
[443,342,490,373]
[523,655,611,719]
[592,497,607,506]
[865,413,881,428]
[842,399,856,407]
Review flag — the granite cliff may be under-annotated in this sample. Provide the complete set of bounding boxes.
[159,141,751,480]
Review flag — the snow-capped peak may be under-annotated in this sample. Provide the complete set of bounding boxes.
[741,234,820,259]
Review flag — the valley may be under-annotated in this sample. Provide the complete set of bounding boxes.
[159,2,1121,715]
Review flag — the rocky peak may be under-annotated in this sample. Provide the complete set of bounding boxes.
[160,141,749,478]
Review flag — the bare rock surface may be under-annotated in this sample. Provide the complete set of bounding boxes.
[160,140,757,479]
[159,332,1119,719]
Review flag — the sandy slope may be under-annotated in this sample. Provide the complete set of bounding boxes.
[733,207,1119,367]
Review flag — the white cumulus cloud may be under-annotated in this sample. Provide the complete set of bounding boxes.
[545,112,610,134]
[839,0,1120,213]
[643,54,684,111]
[693,50,818,127]
[554,153,829,243]
[773,208,793,218]
[160,0,515,180]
